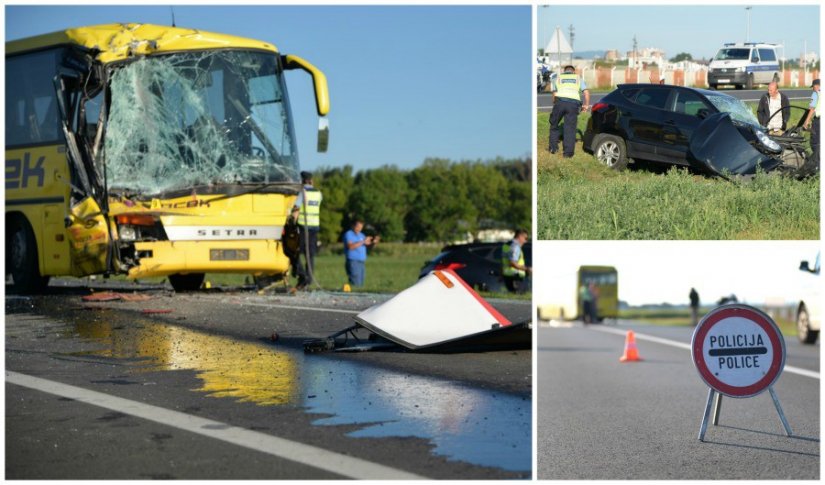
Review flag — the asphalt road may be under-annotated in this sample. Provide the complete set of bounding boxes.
[6,281,532,479]
[537,319,819,480]
[538,88,813,111]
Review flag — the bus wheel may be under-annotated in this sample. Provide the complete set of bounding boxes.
[168,273,205,292]
[7,217,49,294]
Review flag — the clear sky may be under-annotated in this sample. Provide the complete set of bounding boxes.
[6,5,531,173]
[534,241,821,307]
[538,4,820,62]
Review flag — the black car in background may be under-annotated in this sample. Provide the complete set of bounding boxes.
[582,84,789,177]
[419,242,532,293]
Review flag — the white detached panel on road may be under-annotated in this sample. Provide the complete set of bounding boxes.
[355,269,511,349]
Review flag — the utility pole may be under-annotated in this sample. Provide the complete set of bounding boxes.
[745,6,751,42]
[569,24,575,65]
[632,34,638,68]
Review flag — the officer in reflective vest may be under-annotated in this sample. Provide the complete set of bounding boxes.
[549,65,590,158]
[501,229,531,293]
[291,171,322,288]
[803,79,821,167]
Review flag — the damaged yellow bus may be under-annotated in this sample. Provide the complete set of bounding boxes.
[6,23,329,292]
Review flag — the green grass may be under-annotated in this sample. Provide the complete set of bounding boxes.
[537,101,820,240]
[619,307,798,337]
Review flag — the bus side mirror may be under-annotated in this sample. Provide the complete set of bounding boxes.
[282,54,329,117]
[317,118,329,153]
[800,260,811,272]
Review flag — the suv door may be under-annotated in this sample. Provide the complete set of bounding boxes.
[624,87,673,162]
[659,88,714,163]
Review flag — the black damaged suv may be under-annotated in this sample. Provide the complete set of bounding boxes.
[581,84,809,177]
[419,242,532,293]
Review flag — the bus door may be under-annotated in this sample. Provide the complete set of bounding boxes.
[53,54,112,275]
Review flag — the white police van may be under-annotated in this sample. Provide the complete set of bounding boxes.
[708,42,781,90]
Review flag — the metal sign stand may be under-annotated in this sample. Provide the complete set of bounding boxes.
[698,386,793,441]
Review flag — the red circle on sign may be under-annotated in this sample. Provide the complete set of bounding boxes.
[692,305,785,398]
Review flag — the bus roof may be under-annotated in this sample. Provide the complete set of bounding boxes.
[578,265,617,273]
[6,23,278,62]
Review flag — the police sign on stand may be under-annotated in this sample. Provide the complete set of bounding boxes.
[691,304,792,441]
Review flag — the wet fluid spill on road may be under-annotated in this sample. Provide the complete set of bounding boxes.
[67,316,531,472]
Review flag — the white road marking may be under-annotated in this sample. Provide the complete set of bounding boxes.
[6,371,427,480]
[588,326,820,380]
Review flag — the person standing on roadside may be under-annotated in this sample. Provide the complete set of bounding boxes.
[757,81,790,134]
[689,287,700,327]
[343,218,379,288]
[579,283,593,324]
[803,79,820,165]
[501,229,531,293]
[291,171,322,289]
[549,64,590,158]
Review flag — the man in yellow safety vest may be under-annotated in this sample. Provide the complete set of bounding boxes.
[549,65,590,157]
[501,229,531,293]
[803,79,820,168]
[291,171,323,289]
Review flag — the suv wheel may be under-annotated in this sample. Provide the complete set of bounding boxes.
[593,135,628,170]
[797,305,819,344]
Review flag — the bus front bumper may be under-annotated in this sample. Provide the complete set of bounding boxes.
[127,240,291,279]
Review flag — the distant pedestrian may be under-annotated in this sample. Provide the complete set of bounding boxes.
[803,79,820,167]
[588,281,600,323]
[579,283,593,324]
[757,81,790,134]
[292,171,322,289]
[548,65,590,157]
[501,229,531,293]
[343,218,379,288]
[689,287,700,326]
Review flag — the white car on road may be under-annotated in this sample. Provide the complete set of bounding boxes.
[796,252,820,344]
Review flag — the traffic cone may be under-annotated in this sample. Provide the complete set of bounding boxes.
[619,330,642,362]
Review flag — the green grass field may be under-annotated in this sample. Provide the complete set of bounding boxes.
[619,307,798,337]
[537,100,820,239]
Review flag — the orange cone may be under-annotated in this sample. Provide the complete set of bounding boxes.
[619,330,642,362]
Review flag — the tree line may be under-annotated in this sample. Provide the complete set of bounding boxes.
[309,157,531,245]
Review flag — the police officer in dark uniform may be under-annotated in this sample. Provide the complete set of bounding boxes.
[549,65,590,157]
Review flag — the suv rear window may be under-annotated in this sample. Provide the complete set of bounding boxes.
[635,88,670,110]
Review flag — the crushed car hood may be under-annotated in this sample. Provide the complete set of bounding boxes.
[687,112,783,177]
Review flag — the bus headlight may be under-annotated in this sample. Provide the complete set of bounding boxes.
[118,225,138,241]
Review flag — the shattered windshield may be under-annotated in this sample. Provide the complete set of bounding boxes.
[103,50,299,195]
[714,48,750,61]
[705,93,760,127]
